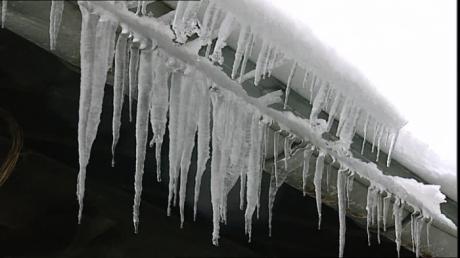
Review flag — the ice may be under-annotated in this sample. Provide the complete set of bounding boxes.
[111,32,129,167]
[345,171,354,208]
[283,62,297,109]
[193,77,211,220]
[167,71,183,216]
[49,0,64,50]
[376,189,381,244]
[254,41,269,86]
[132,48,154,234]
[302,145,314,196]
[211,12,236,65]
[393,198,404,257]
[273,130,280,185]
[386,131,399,167]
[178,71,200,228]
[76,4,115,223]
[282,136,291,179]
[244,112,263,243]
[173,0,201,44]
[382,192,392,231]
[231,25,250,79]
[209,90,226,245]
[326,91,340,131]
[1,0,6,29]
[314,150,326,229]
[128,42,140,122]
[76,2,98,224]
[366,185,376,246]
[426,217,432,248]
[337,167,347,257]
[361,114,370,155]
[149,51,170,182]
[238,33,255,84]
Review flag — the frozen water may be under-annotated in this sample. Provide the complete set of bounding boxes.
[49,0,64,50]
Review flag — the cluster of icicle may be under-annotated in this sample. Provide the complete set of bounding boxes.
[75,0,279,247]
[22,1,446,257]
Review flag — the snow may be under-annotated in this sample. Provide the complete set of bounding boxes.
[260,0,457,201]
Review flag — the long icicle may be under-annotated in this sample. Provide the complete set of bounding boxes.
[1,0,7,29]
[232,25,250,79]
[49,0,64,50]
[193,77,211,220]
[337,167,348,258]
[314,150,326,229]
[111,31,129,167]
[302,145,314,196]
[128,41,140,122]
[76,2,98,224]
[132,48,154,234]
[283,62,297,109]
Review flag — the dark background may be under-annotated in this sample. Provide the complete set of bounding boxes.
[0,28,414,257]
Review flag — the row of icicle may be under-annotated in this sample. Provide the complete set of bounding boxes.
[0,0,435,257]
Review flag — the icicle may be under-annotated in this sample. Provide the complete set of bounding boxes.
[238,33,254,84]
[282,136,291,178]
[302,145,314,196]
[232,25,250,79]
[310,82,328,121]
[238,112,253,211]
[273,130,280,186]
[193,78,211,220]
[245,113,263,243]
[149,53,170,183]
[426,217,432,248]
[254,41,269,86]
[111,32,129,167]
[49,0,64,50]
[383,192,392,231]
[336,99,351,137]
[376,190,382,244]
[128,42,140,122]
[209,91,235,245]
[77,4,115,223]
[371,122,380,153]
[387,131,399,167]
[366,185,374,246]
[178,74,200,228]
[376,127,384,162]
[337,167,348,258]
[326,92,340,132]
[314,151,326,229]
[172,67,196,216]
[211,12,235,65]
[1,0,7,29]
[132,48,154,234]
[167,72,183,216]
[414,213,424,258]
[76,2,99,224]
[173,1,201,43]
[361,114,370,155]
[346,171,354,208]
[393,198,403,257]
[283,62,297,109]
[309,75,318,103]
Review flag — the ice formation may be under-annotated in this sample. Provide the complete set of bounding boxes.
[1,0,6,29]
[18,0,454,257]
[49,0,64,50]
